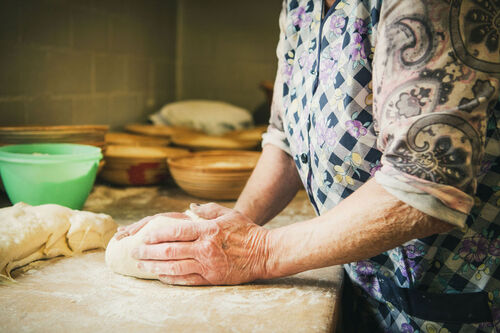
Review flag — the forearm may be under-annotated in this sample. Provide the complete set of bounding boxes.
[234,144,302,226]
[264,178,454,278]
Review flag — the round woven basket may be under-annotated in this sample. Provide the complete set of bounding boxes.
[125,124,200,138]
[0,125,108,150]
[100,145,190,185]
[168,150,261,200]
[105,132,170,147]
[171,134,260,151]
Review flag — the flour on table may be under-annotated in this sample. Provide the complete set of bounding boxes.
[105,211,202,280]
[0,202,117,282]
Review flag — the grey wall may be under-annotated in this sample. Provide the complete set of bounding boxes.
[176,0,281,114]
[0,0,177,129]
[0,0,281,129]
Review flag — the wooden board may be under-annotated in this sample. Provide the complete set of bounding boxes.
[0,186,343,332]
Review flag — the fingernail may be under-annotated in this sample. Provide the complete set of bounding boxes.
[131,248,139,259]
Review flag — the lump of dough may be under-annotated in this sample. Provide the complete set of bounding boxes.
[105,213,201,280]
[0,202,117,282]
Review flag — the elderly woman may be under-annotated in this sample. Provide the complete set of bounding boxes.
[117,0,500,331]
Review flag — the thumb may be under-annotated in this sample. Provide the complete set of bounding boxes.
[189,202,232,220]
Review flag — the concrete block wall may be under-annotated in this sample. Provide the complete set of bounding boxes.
[0,0,177,129]
[176,0,281,116]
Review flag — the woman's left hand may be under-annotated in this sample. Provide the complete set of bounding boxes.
[132,203,271,285]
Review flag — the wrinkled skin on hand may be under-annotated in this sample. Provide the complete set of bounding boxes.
[126,203,271,286]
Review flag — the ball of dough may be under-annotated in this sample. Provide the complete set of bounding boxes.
[105,213,199,280]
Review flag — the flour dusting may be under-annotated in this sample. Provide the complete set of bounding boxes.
[1,251,341,332]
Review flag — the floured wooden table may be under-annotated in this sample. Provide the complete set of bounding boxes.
[0,184,343,332]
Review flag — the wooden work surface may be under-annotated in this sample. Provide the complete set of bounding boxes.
[0,184,343,333]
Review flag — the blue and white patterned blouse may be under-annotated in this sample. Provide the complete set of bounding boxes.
[262,0,500,331]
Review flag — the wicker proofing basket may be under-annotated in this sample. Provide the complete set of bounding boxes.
[223,125,268,142]
[100,145,190,185]
[0,125,109,150]
[125,124,201,138]
[171,134,260,151]
[105,132,170,147]
[167,150,261,200]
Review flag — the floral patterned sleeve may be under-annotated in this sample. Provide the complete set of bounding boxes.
[262,0,293,156]
[372,0,500,227]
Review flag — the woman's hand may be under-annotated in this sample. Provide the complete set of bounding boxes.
[114,212,190,240]
[133,203,271,286]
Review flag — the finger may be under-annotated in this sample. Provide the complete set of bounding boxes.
[132,243,196,260]
[116,212,190,240]
[189,202,232,220]
[115,218,151,240]
[115,223,142,240]
[114,229,128,240]
[156,212,191,220]
[143,221,202,244]
[128,219,150,234]
[159,274,210,286]
[115,223,145,240]
[137,259,203,276]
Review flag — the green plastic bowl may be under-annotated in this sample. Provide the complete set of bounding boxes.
[0,143,102,209]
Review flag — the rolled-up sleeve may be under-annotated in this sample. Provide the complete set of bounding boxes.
[372,0,500,227]
[262,0,292,156]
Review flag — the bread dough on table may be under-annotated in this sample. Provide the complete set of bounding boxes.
[106,212,201,279]
[0,202,117,282]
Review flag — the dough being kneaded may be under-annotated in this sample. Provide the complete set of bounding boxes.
[0,202,117,281]
[106,212,201,280]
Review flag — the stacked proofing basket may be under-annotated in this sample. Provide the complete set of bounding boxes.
[101,98,266,197]
[0,125,108,150]
[118,123,264,199]
[100,145,190,185]
[0,126,108,209]
[0,125,108,190]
